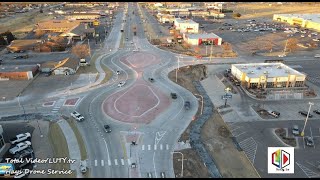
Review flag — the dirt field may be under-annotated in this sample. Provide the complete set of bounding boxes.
[169,64,259,178]
[230,3,320,19]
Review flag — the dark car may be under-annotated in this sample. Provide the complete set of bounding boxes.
[104,125,111,133]
[313,109,320,115]
[298,111,313,118]
[171,93,177,99]
[184,101,190,110]
[148,78,154,82]
[13,54,29,59]
[305,136,314,147]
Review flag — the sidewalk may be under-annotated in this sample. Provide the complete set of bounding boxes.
[57,119,82,178]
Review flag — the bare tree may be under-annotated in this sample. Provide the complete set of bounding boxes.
[265,40,274,53]
[194,46,201,54]
[286,38,298,52]
[71,44,90,59]
[222,42,232,52]
[34,29,45,38]
[310,41,318,48]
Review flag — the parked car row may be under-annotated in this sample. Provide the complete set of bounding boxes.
[291,125,314,147]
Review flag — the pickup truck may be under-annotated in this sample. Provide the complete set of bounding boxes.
[70,111,85,122]
[184,101,191,110]
[9,141,32,155]
[10,132,31,145]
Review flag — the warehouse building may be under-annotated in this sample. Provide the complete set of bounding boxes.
[231,63,306,89]
[0,65,39,80]
[183,33,222,46]
[174,18,199,33]
[273,14,320,32]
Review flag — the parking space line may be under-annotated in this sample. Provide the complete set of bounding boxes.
[115,159,118,166]
[94,160,98,166]
[154,144,157,150]
[101,160,104,166]
[234,131,246,137]
[128,159,131,165]
[142,145,145,151]
[148,145,151,150]
[166,144,169,150]
[108,160,111,166]
[310,127,316,149]
[296,162,320,178]
[160,144,163,150]
[303,137,306,149]
[239,137,257,164]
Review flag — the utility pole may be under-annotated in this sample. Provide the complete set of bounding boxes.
[301,102,314,136]
[209,39,213,61]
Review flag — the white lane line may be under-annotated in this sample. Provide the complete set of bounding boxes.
[166,144,169,150]
[121,159,125,165]
[108,160,111,166]
[103,139,111,165]
[94,160,98,166]
[115,159,118,166]
[154,144,157,150]
[142,145,145,151]
[148,145,151,150]
[128,159,131,165]
[101,160,104,166]
[153,152,158,178]
[160,144,163,150]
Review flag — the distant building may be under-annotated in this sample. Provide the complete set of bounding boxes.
[231,63,306,89]
[0,65,39,80]
[40,57,80,75]
[183,33,222,46]
[191,10,210,17]
[157,13,175,23]
[66,13,101,20]
[60,24,95,41]
[204,2,225,11]
[6,39,43,53]
[273,14,320,32]
[208,10,225,18]
[35,20,80,33]
[174,18,199,33]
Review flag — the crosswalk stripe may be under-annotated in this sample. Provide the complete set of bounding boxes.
[166,144,169,150]
[94,160,98,166]
[121,159,124,165]
[128,159,131,165]
[148,145,151,150]
[101,160,104,166]
[108,160,111,166]
[154,144,157,150]
[160,144,163,150]
[142,145,145,150]
[115,159,118,166]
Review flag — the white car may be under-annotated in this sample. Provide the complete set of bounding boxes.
[9,141,32,155]
[312,38,319,42]
[10,133,31,145]
[133,49,139,52]
[116,70,121,75]
[278,54,286,57]
[131,41,134,44]
[118,81,126,87]
[70,111,85,122]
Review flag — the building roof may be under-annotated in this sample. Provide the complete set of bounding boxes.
[59,57,79,70]
[0,65,38,72]
[41,57,79,70]
[232,63,306,78]
[67,13,101,16]
[274,14,320,24]
[7,39,42,47]
[185,33,221,39]
[175,18,198,24]
[36,20,80,30]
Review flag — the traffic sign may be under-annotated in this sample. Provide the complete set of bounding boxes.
[222,94,232,99]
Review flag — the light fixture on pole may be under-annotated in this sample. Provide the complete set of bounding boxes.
[301,102,314,137]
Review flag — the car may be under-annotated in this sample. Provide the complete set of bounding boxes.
[9,141,32,155]
[126,38,128,41]
[10,133,31,145]
[104,125,111,133]
[315,54,320,58]
[305,136,314,147]
[313,109,320,115]
[131,41,134,44]
[13,147,33,159]
[184,101,190,110]
[116,70,121,75]
[13,54,29,59]
[278,54,286,57]
[133,49,139,52]
[70,111,85,122]
[171,93,177,99]
[80,160,87,174]
[301,35,305,37]
[292,125,300,136]
[312,38,319,42]
[268,110,280,118]
[298,111,313,118]
[148,78,154,82]
[118,81,126,87]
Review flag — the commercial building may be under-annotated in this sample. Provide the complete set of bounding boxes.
[6,39,43,53]
[273,14,320,32]
[65,13,101,20]
[183,33,222,46]
[174,18,199,33]
[157,13,175,23]
[231,63,306,89]
[0,65,39,80]
[40,57,80,75]
[60,24,95,41]
[204,2,225,11]
[35,20,80,33]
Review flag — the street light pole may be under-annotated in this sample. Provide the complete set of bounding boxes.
[301,102,314,136]
[172,151,184,177]
[194,94,203,115]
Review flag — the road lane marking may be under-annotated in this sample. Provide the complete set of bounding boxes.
[128,159,131,165]
[148,145,151,150]
[115,159,118,166]
[166,144,169,150]
[154,144,157,150]
[160,144,163,150]
[101,160,104,166]
[94,160,98,166]
[121,159,125,165]
[142,145,145,150]
[108,160,111,166]
[103,140,111,165]
[153,152,157,178]
[120,135,128,159]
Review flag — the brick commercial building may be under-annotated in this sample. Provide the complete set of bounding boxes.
[174,18,199,33]
[273,14,320,32]
[0,65,39,80]
[183,33,222,46]
[231,63,306,89]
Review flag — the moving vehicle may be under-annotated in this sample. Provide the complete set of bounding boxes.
[313,109,320,115]
[171,93,177,99]
[148,78,154,82]
[116,70,121,75]
[315,54,320,58]
[298,111,313,118]
[292,125,299,136]
[10,133,31,145]
[118,81,126,87]
[268,111,280,118]
[70,111,85,122]
[13,54,29,59]
[9,141,32,155]
[184,101,191,110]
[305,136,314,147]
[104,125,111,133]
